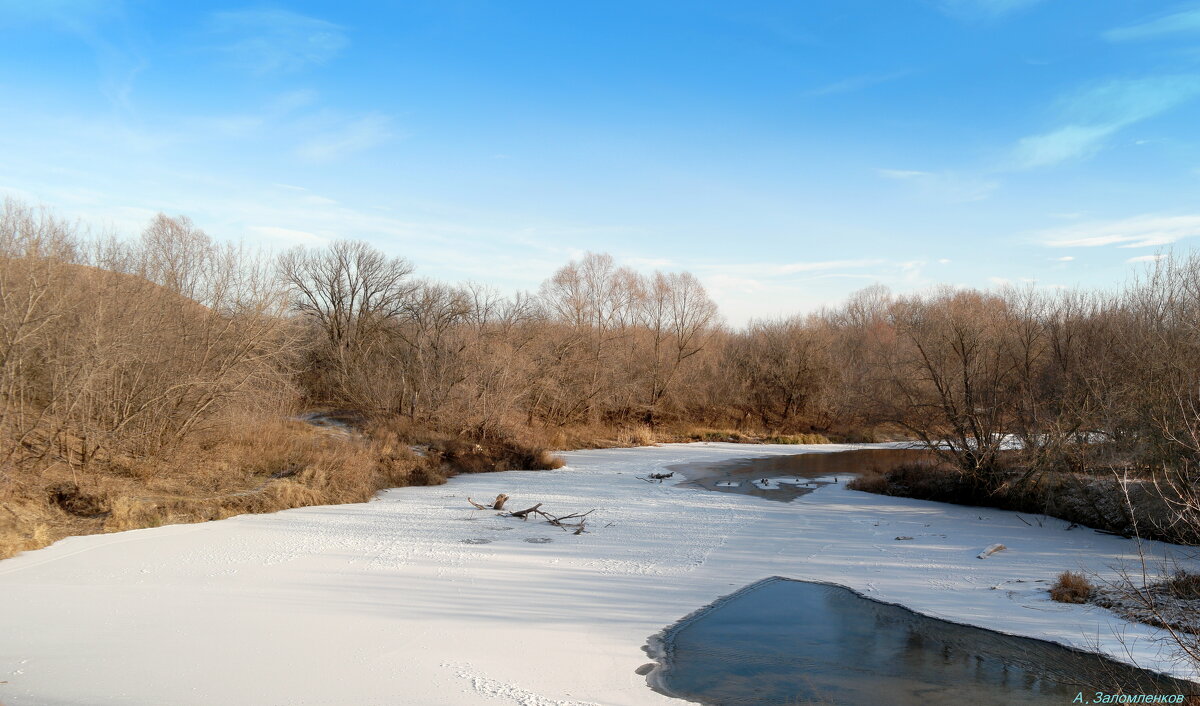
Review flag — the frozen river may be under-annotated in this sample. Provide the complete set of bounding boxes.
[0,442,1194,705]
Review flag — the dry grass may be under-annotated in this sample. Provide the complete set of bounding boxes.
[1166,571,1200,600]
[763,433,831,444]
[845,471,891,494]
[1050,571,1094,604]
[616,425,656,447]
[690,428,750,442]
[674,427,833,445]
[0,417,445,560]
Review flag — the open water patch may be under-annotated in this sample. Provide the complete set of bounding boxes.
[645,578,1197,705]
[670,448,931,502]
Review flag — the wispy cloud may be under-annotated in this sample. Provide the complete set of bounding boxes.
[1037,213,1200,248]
[209,9,347,75]
[1009,75,1200,168]
[246,225,327,246]
[696,258,885,278]
[1127,253,1166,263]
[296,113,394,162]
[1011,124,1117,169]
[0,0,145,112]
[806,70,912,96]
[0,0,115,28]
[876,168,998,202]
[1105,6,1200,42]
[934,0,1045,20]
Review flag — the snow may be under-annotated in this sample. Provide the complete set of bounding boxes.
[0,442,1195,705]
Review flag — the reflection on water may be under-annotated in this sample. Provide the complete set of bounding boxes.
[670,448,932,502]
[647,578,1197,705]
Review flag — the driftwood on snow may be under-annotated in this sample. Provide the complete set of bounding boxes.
[465,496,596,533]
[467,493,510,510]
[977,543,1007,559]
[637,471,674,483]
[508,503,543,519]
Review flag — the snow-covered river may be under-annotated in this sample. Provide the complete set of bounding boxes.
[0,443,1194,705]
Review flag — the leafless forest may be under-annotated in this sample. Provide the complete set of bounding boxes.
[2,199,1199,556]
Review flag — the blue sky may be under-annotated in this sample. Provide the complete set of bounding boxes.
[2,0,1199,322]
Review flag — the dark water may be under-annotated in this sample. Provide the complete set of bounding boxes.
[670,448,932,502]
[647,578,1197,705]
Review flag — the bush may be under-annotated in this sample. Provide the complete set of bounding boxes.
[616,425,655,446]
[763,433,830,445]
[1166,572,1200,600]
[846,472,890,494]
[1050,571,1093,604]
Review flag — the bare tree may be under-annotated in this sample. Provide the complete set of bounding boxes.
[278,240,416,352]
[277,240,416,407]
[639,271,718,425]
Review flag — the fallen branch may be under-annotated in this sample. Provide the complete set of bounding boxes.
[534,508,596,532]
[507,503,543,520]
[470,497,599,533]
[540,509,594,525]
[978,543,1007,559]
[466,493,510,510]
[637,471,675,483]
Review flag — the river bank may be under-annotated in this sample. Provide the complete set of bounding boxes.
[0,442,1194,705]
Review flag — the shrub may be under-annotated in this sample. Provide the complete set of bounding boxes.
[763,433,831,445]
[846,472,890,494]
[1050,571,1093,604]
[617,425,655,447]
[1166,572,1200,600]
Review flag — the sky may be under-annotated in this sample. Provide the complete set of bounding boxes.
[1,0,1199,323]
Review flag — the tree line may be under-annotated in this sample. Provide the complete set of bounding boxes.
[2,198,1199,498]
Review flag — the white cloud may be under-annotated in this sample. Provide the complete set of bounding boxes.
[1011,124,1117,169]
[1010,76,1200,168]
[1036,214,1200,248]
[703,273,767,294]
[696,258,884,278]
[1053,255,1074,261]
[1105,8,1200,42]
[621,257,676,268]
[934,0,1045,19]
[806,70,912,97]
[246,225,327,246]
[1127,253,1166,263]
[877,169,928,180]
[296,113,394,162]
[937,258,952,264]
[876,168,998,202]
[209,9,347,75]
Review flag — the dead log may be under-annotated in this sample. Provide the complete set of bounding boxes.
[637,471,675,483]
[977,543,1007,559]
[537,508,596,530]
[508,503,543,520]
[467,493,511,510]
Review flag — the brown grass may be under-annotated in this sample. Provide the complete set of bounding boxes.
[616,425,656,447]
[1050,571,1093,604]
[762,433,831,444]
[0,417,446,560]
[845,471,891,494]
[1166,571,1200,600]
